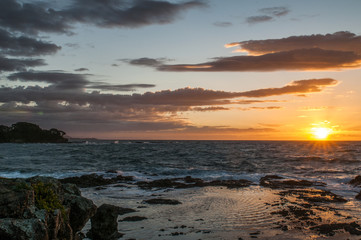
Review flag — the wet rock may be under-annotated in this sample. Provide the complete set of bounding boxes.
[63,194,97,233]
[355,191,361,200]
[260,175,325,189]
[60,173,133,188]
[137,178,188,189]
[311,222,361,236]
[120,216,147,222]
[206,179,252,188]
[279,189,347,203]
[144,198,182,205]
[88,204,126,240]
[0,177,97,240]
[0,178,34,218]
[0,218,48,240]
[349,175,361,186]
[137,176,252,190]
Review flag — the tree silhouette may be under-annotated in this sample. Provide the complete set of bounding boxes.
[0,122,68,143]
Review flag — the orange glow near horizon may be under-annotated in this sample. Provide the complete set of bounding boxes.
[308,121,337,140]
[311,127,333,140]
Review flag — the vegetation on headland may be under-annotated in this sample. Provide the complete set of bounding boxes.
[0,122,68,143]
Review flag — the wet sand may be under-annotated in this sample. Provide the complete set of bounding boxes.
[81,183,361,240]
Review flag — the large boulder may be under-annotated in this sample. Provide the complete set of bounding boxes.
[63,195,97,233]
[88,204,135,240]
[0,177,97,240]
[0,218,48,240]
[0,178,34,218]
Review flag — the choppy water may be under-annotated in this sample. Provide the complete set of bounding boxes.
[2,140,361,239]
[0,140,360,191]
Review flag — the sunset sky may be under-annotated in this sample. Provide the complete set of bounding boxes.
[1,0,361,140]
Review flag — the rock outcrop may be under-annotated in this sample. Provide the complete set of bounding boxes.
[87,204,135,240]
[0,177,96,240]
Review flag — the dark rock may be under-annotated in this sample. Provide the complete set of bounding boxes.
[260,175,325,189]
[137,178,188,189]
[349,175,361,186]
[279,189,347,203]
[63,195,97,233]
[0,218,49,240]
[206,179,252,188]
[88,204,134,240]
[136,176,252,190]
[311,222,361,236]
[144,198,182,205]
[0,178,34,218]
[356,191,361,200]
[60,173,133,188]
[120,216,147,222]
[0,177,96,240]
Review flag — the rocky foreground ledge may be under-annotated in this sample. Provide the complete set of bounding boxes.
[0,177,138,240]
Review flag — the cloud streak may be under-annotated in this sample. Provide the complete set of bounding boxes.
[152,48,361,71]
[0,57,45,72]
[0,29,61,56]
[7,71,156,92]
[0,77,337,136]
[226,31,361,55]
[246,6,289,24]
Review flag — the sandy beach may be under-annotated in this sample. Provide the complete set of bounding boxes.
[81,182,361,240]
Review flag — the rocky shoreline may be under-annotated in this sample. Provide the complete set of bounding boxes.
[1,174,361,239]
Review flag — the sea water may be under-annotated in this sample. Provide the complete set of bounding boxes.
[1,141,360,193]
[1,140,361,239]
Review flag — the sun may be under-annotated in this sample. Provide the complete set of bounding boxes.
[311,127,333,140]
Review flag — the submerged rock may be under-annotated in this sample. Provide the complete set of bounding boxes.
[0,177,96,240]
[279,188,347,203]
[137,176,252,190]
[348,175,361,186]
[120,216,147,222]
[260,175,326,189]
[311,222,361,236]
[144,198,182,205]
[60,173,133,188]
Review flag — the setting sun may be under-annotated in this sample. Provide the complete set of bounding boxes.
[312,127,333,140]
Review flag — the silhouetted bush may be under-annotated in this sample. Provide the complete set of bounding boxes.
[0,122,68,143]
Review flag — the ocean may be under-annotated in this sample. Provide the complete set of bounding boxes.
[1,140,361,239]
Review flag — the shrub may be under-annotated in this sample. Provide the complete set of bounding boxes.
[32,182,66,219]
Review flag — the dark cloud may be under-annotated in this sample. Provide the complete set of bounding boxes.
[124,57,170,67]
[246,15,273,24]
[246,6,289,24]
[0,29,61,56]
[62,0,206,29]
[0,56,45,72]
[8,71,90,90]
[0,78,338,108]
[213,21,232,27]
[0,78,336,135]
[74,68,89,72]
[0,0,69,35]
[237,78,338,97]
[0,0,205,35]
[155,48,361,71]
[226,31,361,55]
[7,70,155,92]
[260,7,289,17]
[87,84,156,92]
[191,106,230,111]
